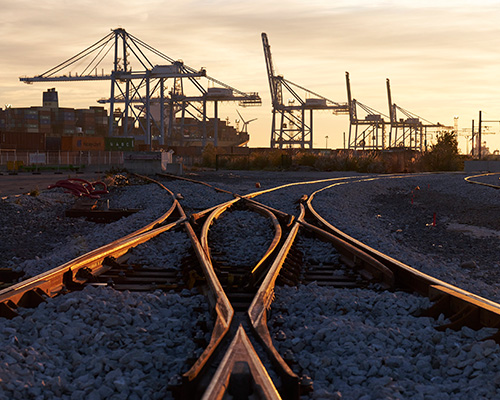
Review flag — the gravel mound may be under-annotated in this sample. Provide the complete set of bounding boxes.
[0,181,174,278]
[270,283,500,400]
[127,230,192,270]
[0,285,208,400]
[209,209,275,267]
[312,173,500,303]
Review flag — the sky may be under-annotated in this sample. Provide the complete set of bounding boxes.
[1,0,500,153]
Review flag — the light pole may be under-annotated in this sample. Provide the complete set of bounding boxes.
[325,135,329,149]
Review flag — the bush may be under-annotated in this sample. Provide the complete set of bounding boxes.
[420,131,462,171]
[201,144,217,168]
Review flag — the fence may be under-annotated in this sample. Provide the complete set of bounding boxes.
[0,150,124,171]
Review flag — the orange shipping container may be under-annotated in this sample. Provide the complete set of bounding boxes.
[61,136,105,151]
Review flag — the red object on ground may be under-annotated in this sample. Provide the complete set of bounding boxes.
[48,178,108,199]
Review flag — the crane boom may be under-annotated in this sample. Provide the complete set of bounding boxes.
[386,78,396,123]
[345,71,356,123]
[261,32,281,107]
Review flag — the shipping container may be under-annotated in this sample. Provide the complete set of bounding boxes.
[45,136,62,151]
[63,128,76,135]
[0,131,46,151]
[105,136,134,151]
[61,136,105,151]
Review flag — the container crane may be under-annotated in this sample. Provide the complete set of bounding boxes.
[345,72,388,150]
[20,28,261,148]
[386,78,448,151]
[262,32,349,149]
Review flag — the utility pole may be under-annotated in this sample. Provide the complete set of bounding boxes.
[478,111,482,160]
[471,119,475,156]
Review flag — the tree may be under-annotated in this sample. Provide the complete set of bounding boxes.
[422,131,462,171]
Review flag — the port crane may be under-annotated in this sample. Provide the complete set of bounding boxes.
[261,32,349,149]
[345,72,389,150]
[20,28,261,147]
[386,79,448,151]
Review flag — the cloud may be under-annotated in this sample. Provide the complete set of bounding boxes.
[1,0,500,150]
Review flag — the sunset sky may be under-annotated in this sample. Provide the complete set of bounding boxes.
[1,0,499,153]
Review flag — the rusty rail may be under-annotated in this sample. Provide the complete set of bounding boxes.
[0,174,183,317]
[0,218,184,318]
[465,172,500,189]
[306,182,500,334]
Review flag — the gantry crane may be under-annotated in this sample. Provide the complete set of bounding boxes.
[345,72,388,150]
[386,78,447,151]
[20,28,261,147]
[262,33,349,149]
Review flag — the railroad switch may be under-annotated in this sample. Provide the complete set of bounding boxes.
[0,268,24,289]
[194,330,208,347]
[0,301,18,319]
[17,287,47,309]
[196,314,210,331]
[227,361,254,400]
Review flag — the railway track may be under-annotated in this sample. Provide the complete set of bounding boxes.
[1,172,500,399]
[465,172,500,189]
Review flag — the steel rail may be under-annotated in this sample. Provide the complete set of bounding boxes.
[121,173,180,239]
[188,198,298,399]
[157,171,370,202]
[181,200,235,392]
[298,218,395,288]
[247,204,306,400]
[0,174,182,317]
[245,202,282,279]
[305,178,500,332]
[157,172,235,195]
[464,172,500,189]
[0,217,184,317]
[201,325,281,400]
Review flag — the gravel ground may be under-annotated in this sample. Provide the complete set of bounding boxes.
[208,209,275,267]
[312,172,500,304]
[0,179,175,278]
[1,170,499,399]
[268,232,500,399]
[0,286,209,400]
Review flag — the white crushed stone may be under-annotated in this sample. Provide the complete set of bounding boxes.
[270,283,500,399]
[0,285,209,400]
[209,209,274,267]
[127,230,192,269]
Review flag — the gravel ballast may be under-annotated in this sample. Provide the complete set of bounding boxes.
[312,173,500,304]
[0,286,208,400]
[1,170,499,399]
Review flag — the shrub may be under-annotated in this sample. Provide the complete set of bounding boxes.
[420,131,462,171]
[202,144,217,168]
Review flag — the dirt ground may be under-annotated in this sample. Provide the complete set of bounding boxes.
[0,171,108,197]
